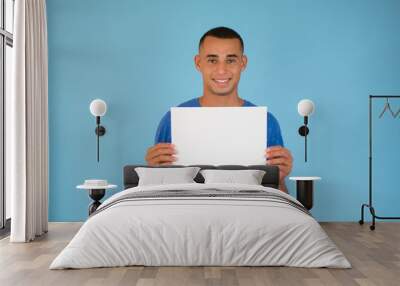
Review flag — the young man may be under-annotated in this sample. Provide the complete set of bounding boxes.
[145,27,293,192]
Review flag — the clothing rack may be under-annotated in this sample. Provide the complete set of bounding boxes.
[359,95,400,230]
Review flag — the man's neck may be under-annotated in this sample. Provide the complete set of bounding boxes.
[199,92,244,107]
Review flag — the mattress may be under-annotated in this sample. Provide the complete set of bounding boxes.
[50,183,351,269]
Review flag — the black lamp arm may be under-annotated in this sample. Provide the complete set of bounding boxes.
[298,116,310,162]
[94,116,106,162]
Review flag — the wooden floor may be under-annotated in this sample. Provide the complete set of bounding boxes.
[0,222,399,286]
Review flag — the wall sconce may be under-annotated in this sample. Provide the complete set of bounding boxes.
[297,99,315,162]
[89,99,107,162]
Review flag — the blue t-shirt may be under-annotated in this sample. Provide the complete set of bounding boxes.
[154,97,284,147]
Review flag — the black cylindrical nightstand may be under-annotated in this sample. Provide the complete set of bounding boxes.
[289,177,321,210]
[88,189,106,215]
[77,180,117,215]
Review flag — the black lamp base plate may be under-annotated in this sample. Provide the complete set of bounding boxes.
[298,125,309,136]
[95,126,106,136]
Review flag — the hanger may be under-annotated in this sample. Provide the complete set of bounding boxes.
[378,98,397,118]
[394,107,400,118]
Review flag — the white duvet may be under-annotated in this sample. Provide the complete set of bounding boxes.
[50,183,351,269]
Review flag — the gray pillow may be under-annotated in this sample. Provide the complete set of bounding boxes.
[135,167,201,186]
[200,169,266,185]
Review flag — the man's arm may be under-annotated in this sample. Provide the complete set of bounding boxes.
[265,146,293,193]
[145,112,176,166]
[265,112,292,193]
[279,180,289,194]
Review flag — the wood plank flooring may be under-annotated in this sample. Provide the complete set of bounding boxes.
[0,222,399,286]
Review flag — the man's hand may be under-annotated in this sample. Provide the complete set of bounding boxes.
[145,143,176,166]
[265,146,293,192]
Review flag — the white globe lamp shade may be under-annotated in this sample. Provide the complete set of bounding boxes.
[90,99,107,117]
[297,99,315,117]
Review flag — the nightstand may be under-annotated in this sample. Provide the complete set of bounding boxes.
[289,177,321,210]
[77,180,117,215]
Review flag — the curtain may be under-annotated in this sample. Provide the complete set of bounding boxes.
[8,0,48,242]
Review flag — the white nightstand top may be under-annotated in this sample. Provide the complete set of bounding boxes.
[77,185,117,190]
[289,176,321,181]
[77,179,117,190]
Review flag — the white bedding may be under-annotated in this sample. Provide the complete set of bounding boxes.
[50,183,351,269]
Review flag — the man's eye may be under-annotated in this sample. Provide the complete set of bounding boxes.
[226,59,237,64]
[208,59,217,64]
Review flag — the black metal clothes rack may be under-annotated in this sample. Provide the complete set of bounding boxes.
[359,95,400,230]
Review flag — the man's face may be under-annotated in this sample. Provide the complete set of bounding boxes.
[195,36,247,97]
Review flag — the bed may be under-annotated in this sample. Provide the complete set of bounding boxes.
[50,165,351,269]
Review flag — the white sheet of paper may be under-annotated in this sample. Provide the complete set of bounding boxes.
[171,107,267,165]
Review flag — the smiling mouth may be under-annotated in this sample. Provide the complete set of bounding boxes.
[213,78,231,86]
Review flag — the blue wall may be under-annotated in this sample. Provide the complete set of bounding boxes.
[47,0,400,221]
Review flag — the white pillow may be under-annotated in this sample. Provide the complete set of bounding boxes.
[200,169,266,185]
[135,167,201,186]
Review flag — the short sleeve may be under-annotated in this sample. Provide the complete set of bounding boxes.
[267,112,284,147]
[154,111,172,144]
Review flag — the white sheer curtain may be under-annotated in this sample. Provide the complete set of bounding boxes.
[8,0,48,242]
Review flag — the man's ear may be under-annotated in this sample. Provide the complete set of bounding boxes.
[241,54,248,71]
[194,54,201,71]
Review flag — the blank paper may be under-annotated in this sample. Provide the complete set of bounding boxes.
[171,107,267,165]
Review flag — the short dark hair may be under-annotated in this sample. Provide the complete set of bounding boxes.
[199,27,244,52]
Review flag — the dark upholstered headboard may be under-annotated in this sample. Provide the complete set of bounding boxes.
[123,165,280,189]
